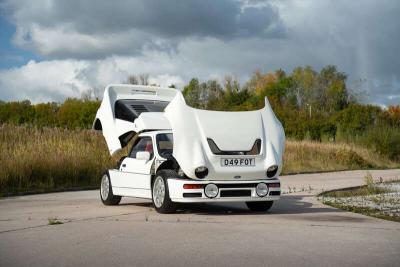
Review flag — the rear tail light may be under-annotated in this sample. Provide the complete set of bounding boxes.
[183,184,204,189]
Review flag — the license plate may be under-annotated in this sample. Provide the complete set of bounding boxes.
[221,158,255,167]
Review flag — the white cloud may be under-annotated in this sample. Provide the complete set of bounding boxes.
[0,60,88,102]
[0,57,185,103]
[148,74,184,88]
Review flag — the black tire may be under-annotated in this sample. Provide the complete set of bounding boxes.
[152,170,177,213]
[246,201,274,212]
[100,172,121,205]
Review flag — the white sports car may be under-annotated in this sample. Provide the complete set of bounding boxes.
[93,84,285,213]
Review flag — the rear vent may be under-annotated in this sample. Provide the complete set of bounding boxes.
[207,138,261,155]
[131,104,148,115]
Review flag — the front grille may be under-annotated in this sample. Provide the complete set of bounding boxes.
[220,190,251,197]
[269,191,281,196]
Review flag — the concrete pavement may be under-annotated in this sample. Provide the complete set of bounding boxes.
[1,169,399,267]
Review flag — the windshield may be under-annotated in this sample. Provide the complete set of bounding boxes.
[156,133,173,158]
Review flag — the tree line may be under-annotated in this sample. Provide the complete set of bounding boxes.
[0,65,399,160]
[183,66,399,138]
[0,99,99,129]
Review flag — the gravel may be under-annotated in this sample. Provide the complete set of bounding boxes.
[321,182,400,218]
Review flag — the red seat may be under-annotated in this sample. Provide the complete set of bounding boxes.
[145,142,153,154]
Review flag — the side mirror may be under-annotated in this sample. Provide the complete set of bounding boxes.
[136,151,151,161]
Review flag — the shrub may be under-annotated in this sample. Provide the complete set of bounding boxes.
[359,126,400,161]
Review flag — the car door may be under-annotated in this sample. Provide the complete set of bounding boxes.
[110,136,154,198]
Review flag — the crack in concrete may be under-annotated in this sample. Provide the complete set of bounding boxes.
[0,211,148,234]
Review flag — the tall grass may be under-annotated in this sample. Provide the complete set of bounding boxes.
[283,139,398,174]
[0,124,117,195]
[0,124,398,195]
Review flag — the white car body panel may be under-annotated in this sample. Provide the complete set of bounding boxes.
[109,169,151,198]
[133,112,171,132]
[95,85,285,203]
[94,84,177,155]
[167,179,281,203]
[164,91,285,180]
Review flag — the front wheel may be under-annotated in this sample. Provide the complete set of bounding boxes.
[246,201,274,212]
[152,170,177,213]
[100,172,121,205]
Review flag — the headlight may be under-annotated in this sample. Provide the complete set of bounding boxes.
[266,165,278,178]
[256,183,269,197]
[204,183,218,198]
[195,166,208,179]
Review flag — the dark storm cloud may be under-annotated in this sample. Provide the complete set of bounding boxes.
[61,1,284,39]
[1,0,285,59]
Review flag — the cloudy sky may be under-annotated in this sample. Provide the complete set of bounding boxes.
[0,0,399,106]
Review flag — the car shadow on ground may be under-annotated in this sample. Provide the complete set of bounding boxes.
[119,202,152,207]
[121,195,345,216]
[177,195,343,216]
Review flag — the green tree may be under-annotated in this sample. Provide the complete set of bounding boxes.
[57,99,99,129]
[334,104,381,136]
[0,100,35,124]
[292,66,319,108]
[34,103,58,127]
[182,78,201,108]
[320,65,348,112]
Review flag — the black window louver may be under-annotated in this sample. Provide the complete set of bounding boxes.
[131,104,148,115]
[115,99,169,122]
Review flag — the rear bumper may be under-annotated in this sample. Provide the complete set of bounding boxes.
[167,178,281,203]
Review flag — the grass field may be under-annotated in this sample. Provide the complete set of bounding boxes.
[0,124,119,196]
[0,124,398,196]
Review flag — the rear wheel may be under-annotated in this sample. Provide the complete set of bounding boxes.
[246,201,274,212]
[100,172,121,205]
[152,170,177,213]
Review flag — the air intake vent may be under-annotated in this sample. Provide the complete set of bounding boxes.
[131,104,148,115]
